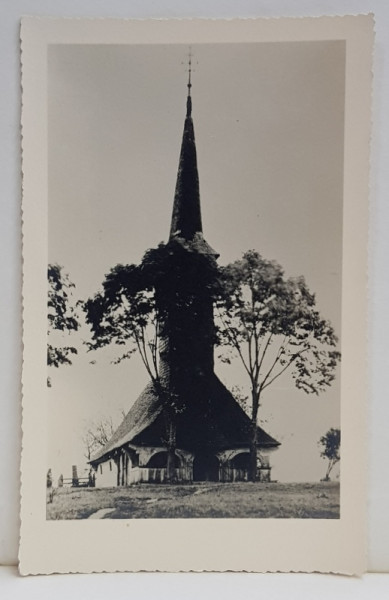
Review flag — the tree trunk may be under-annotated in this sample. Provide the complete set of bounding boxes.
[115,457,120,486]
[165,412,177,484]
[155,380,178,484]
[249,391,259,482]
[249,421,258,482]
[325,459,334,481]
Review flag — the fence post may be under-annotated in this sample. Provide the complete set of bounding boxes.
[72,465,79,487]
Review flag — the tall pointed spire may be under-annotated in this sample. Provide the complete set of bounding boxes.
[169,51,202,241]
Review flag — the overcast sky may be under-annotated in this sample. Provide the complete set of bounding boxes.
[47,41,345,483]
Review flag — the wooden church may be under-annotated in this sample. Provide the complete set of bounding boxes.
[90,66,280,486]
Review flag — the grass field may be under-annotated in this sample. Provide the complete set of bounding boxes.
[46,481,340,520]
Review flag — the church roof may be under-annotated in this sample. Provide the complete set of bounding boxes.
[169,76,218,257]
[89,375,280,464]
[89,381,163,463]
[169,94,202,241]
[169,232,218,256]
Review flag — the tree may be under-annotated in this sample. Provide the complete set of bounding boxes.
[84,243,219,483]
[84,262,171,459]
[47,264,79,385]
[84,258,180,482]
[216,250,341,482]
[82,415,117,461]
[319,428,340,481]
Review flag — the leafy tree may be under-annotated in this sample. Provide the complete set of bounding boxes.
[84,243,219,483]
[47,264,79,385]
[83,262,172,466]
[216,250,341,481]
[319,428,340,481]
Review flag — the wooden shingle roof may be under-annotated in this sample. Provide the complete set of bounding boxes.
[90,375,280,464]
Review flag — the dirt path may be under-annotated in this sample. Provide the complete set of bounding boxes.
[88,508,115,519]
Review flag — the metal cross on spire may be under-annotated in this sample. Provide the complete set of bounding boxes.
[187,47,192,97]
[185,48,196,117]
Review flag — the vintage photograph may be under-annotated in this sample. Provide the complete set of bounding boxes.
[20,16,372,575]
[46,41,343,519]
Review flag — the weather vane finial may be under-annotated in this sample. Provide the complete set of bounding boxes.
[187,47,192,96]
[186,47,193,117]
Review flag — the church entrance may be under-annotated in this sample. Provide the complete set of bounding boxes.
[193,452,220,481]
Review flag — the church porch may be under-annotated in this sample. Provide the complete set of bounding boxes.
[92,445,275,486]
[92,445,195,486]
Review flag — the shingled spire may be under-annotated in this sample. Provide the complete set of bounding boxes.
[169,53,203,241]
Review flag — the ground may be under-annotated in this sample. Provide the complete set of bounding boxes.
[46,481,340,519]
